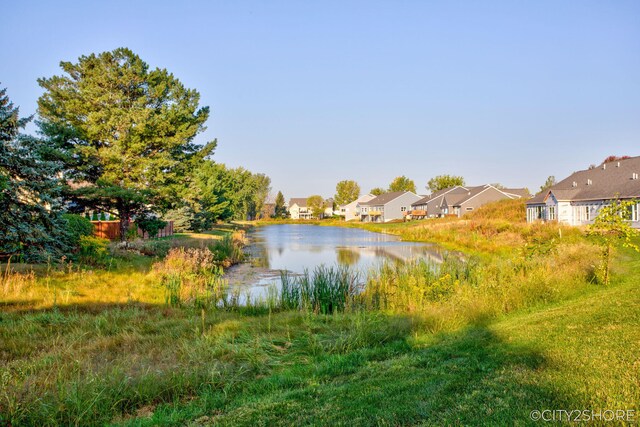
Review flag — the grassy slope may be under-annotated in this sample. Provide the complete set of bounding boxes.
[121,250,638,426]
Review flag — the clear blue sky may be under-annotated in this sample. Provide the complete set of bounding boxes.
[2,0,639,199]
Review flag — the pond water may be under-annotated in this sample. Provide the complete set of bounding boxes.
[226,224,449,301]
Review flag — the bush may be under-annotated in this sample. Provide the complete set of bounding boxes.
[136,215,167,238]
[78,235,110,265]
[63,214,94,250]
[128,239,171,257]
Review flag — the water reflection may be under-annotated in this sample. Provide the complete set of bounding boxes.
[336,248,360,266]
[231,224,450,299]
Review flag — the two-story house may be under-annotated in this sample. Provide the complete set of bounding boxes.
[359,191,422,222]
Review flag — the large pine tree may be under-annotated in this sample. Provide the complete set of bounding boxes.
[0,87,67,260]
[37,48,216,240]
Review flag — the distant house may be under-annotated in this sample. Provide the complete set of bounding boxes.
[359,191,422,222]
[288,198,314,220]
[338,194,375,221]
[411,186,470,218]
[411,185,529,218]
[526,156,640,228]
[324,198,336,218]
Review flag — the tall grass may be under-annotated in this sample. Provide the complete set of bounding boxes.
[208,231,246,268]
[279,265,362,314]
[152,247,226,308]
[362,240,597,330]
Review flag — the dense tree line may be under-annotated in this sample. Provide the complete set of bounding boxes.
[1,48,271,260]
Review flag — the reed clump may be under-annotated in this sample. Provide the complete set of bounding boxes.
[280,265,361,314]
[152,247,225,307]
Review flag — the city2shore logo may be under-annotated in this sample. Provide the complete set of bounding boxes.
[529,409,636,422]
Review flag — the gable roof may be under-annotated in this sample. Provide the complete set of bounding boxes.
[346,194,375,208]
[288,198,308,208]
[501,188,531,199]
[527,156,640,205]
[360,191,414,206]
[411,186,469,206]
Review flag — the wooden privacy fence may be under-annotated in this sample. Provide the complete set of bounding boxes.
[91,221,174,240]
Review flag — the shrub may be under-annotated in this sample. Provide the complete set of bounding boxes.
[136,215,167,238]
[78,235,110,265]
[209,232,245,268]
[63,214,94,252]
[128,239,171,257]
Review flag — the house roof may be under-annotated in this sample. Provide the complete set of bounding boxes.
[412,186,468,206]
[526,156,640,205]
[360,191,414,206]
[501,188,531,199]
[288,198,308,208]
[346,194,375,208]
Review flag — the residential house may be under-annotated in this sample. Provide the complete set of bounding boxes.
[410,186,470,218]
[288,198,314,220]
[526,156,640,228]
[359,191,422,222]
[411,185,529,218]
[338,194,375,221]
[324,198,336,218]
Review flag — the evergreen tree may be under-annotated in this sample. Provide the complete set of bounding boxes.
[37,48,215,240]
[370,187,386,196]
[274,191,286,218]
[0,87,68,260]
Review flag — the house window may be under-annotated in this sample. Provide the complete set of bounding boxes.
[400,206,407,212]
[465,207,474,211]
[584,206,590,221]
[631,204,638,222]
[548,206,556,221]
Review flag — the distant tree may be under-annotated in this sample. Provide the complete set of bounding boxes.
[603,155,631,164]
[163,206,196,232]
[370,187,386,196]
[274,191,287,218]
[251,173,272,220]
[588,198,640,286]
[188,161,233,227]
[335,180,360,206]
[0,87,68,260]
[37,48,215,240]
[427,175,465,193]
[490,183,505,190]
[307,195,326,218]
[540,176,556,192]
[389,176,416,193]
